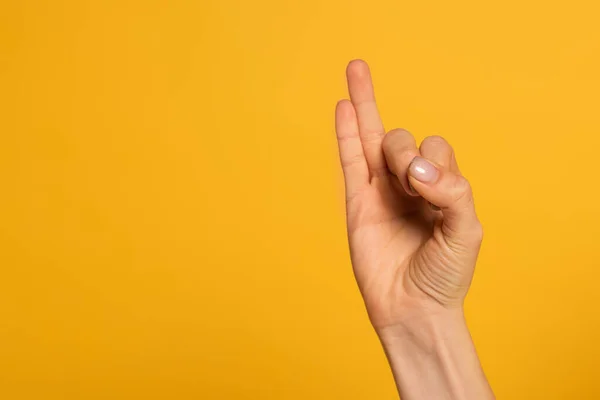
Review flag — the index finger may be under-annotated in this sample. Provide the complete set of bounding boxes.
[346,60,386,176]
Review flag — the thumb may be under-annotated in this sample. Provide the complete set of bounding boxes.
[407,156,483,245]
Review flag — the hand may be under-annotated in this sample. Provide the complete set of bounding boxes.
[334,60,484,333]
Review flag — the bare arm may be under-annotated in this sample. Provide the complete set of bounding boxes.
[379,309,493,399]
[334,59,494,399]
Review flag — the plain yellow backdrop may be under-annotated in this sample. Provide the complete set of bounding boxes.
[2,0,600,398]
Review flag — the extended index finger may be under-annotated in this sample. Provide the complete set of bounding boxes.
[346,60,386,176]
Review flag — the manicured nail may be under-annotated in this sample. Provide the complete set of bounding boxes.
[408,156,438,183]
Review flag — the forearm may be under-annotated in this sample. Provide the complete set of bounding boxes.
[377,308,494,400]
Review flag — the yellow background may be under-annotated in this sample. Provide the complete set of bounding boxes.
[1,0,599,398]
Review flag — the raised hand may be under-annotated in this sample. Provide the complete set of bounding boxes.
[335,60,484,332]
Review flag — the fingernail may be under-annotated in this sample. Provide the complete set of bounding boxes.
[408,156,438,183]
[429,202,441,211]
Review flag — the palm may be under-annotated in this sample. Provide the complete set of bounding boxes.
[346,174,437,328]
[335,60,482,330]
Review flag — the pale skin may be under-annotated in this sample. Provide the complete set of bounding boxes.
[335,60,495,399]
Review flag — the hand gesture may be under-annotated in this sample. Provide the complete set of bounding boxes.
[335,60,484,332]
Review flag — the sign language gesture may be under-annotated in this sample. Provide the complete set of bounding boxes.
[335,60,484,332]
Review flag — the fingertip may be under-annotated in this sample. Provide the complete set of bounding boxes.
[336,98,351,108]
[346,59,370,78]
[336,99,355,118]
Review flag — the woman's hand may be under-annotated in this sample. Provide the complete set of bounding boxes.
[335,59,483,331]
[335,59,493,399]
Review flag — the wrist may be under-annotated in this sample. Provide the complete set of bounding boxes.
[376,306,467,352]
[376,306,494,400]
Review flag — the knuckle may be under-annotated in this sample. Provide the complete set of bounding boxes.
[471,220,484,242]
[421,135,454,155]
[383,128,415,151]
[381,131,393,150]
[452,175,474,204]
[361,130,384,143]
[341,153,365,169]
[387,128,412,136]
[336,134,358,143]
[384,128,413,141]
[422,135,449,147]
